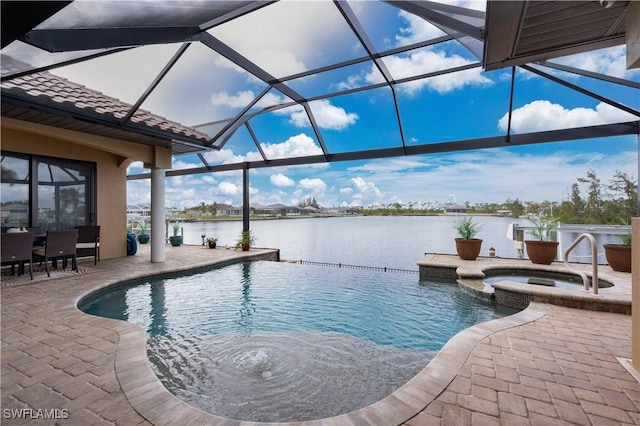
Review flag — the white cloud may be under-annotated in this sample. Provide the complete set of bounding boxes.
[555,46,638,79]
[129,138,637,209]
[218,181,239,195]
[290,100,359,130]
[171,158,199,170]
[394,2,486,47]
[210,90,256,108]
[209,90,358,131]
[351,176,384,198]
[270,173,295,187]
[260,133,323,159]
[498,100,638,133]
[258,92,291,108]
[366,50,491,95]
[340,187,354,195]
[210,90,291,110]
[395,10,446,47]
[348,158,424,173]
[333,144,636,207]
[202,148,254,165]
[341,3,490,96]
[334,74,365,91]
[209,1,355,77]
[299,178,327,194]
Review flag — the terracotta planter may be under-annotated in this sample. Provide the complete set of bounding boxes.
[603,244,631,272]
[525,240,558,265]
[455,238,482,261]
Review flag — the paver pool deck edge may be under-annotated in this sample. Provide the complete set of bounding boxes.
[1,245,637,425]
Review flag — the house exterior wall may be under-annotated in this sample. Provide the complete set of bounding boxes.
[2,126,129,259]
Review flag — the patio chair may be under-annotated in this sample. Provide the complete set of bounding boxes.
[1,231,35,279]
[32,230,78,277]
[27,227,45,248]
[76,225,100,265]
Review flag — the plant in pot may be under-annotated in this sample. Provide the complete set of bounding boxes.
[603,224,631,272]
[169,222,183,247]
[234,230,255,251]
[453,216,483,261]
[137,220,150,244]
[206,237,218,249]
[525,215,558,265]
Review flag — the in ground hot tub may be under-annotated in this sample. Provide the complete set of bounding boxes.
[483,268,613,290]
[482,268,614,310]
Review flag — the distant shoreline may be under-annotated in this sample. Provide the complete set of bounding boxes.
[178,212,513,223]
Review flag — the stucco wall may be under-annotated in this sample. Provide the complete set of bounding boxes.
[2,127,128,259]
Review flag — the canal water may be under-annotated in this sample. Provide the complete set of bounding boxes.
[177,216,618,270]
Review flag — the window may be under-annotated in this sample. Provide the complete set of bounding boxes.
[1,154,29,228]
[1,152,96,232]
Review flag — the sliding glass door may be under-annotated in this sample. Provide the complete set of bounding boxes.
[1,152,96,232]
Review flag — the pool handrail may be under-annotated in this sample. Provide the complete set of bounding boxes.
[563,233,599,295]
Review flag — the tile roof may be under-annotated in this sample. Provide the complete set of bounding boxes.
[1,71,210,143]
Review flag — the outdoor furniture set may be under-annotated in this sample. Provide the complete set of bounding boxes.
[1,226,100,280]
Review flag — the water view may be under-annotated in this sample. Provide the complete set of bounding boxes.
[177,215,619,269]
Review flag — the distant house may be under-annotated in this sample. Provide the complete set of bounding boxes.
[300,206,317,213]
[444,205,468,214]
[127,204,151,218]
[217,203,242,216]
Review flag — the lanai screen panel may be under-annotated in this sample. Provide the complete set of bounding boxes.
[50,44,182,106]
[208,1,367,79]
[1,0,638,175]
[139,42,269,138]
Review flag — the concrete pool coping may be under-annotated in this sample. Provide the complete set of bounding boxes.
[1,245,637,425]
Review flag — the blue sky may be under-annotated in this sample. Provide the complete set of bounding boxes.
[50,1,639,209]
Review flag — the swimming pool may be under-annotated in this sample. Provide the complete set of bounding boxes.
[79,261,517,422]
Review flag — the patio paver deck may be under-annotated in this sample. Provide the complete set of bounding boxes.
[1,245,638,425]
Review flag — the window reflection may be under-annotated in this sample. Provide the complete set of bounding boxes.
[1,152,94,232]
[37,160,88,231]
[1,155,29,229]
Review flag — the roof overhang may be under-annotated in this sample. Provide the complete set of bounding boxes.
[484,0,629,71]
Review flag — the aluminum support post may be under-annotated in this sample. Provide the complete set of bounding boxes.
[243,163,250,233]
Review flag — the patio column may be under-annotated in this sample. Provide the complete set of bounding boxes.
[243,162,250,232]
[150,167,166,263]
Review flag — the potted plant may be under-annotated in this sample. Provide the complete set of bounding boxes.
[525,215,558,265]
[206,237,218,249]
[234,230,255,251]
[453,216,483,260]
[603,224,631,272]
[137,220,150,244]
[169,222,183,247]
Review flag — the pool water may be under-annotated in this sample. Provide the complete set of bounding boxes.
[483,271,613,290]
[80,261,517,422]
